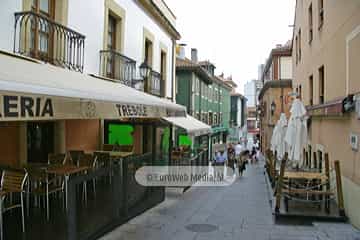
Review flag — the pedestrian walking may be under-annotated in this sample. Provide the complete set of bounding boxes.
[227,143,235,173]
[214,150,226,177]
[250,147,257,164]
[237,150,249,177]
[234,142,243,159]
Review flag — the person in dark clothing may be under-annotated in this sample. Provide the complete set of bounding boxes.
[251,147,257,164]
[237,150,249,177]
[227,144,235,173]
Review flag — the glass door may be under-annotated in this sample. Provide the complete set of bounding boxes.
[30,0,55,61]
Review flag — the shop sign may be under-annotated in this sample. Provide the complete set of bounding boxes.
[116,104,148,117]
[307,100,344,117]
[0,95,53,119]
[0,92,180,121]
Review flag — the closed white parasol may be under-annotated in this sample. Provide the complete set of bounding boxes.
[271,113,288,160]
[285,99,308,166]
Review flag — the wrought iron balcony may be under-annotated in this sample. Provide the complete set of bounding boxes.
[99,50,136,86]
[145,70,165,97]
[14,11,85,72]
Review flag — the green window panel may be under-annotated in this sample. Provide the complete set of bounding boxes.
[108,124,134,145]
[179,134,192,146]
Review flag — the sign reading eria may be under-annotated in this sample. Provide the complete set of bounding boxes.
[0,95,53,119]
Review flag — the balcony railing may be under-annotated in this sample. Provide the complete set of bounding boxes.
[150,70,161,96]
[99,50,136,86]
[14,11,85,72]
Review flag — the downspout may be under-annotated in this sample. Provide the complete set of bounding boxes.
[171,39,175,102]
[279,56,284,112]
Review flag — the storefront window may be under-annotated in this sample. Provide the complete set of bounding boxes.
[179,135,192,147]
[107,124,134,145]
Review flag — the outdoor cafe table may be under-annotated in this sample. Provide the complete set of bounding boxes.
[284,171,328,181]
[93,151,133,158]
[46,165,90,210]
[93,151,133,183]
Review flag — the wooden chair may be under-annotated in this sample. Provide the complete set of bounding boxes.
[48,153,66,165]
[68,150,84,166]
[94,151,113,183]
[94,151,110,168]
[78,154,98,202]
[115,145,134,153]
[28,168,64,221]
[0,169,28,235]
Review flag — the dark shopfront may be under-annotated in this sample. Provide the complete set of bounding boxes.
[0,118,173,240]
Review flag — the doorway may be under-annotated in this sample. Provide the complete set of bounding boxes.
[27,122,54,163]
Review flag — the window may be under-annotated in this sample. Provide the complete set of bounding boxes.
[107,15,117,50]
[30,0,55,59]
[209,112,213,125]
[318,0,324,29]
[160,50,167,97]
[106,15,117,78]
[202,112,207,123]
[214,113,217,125]
[299,85,302,100]
[309,3,313,43]
[319,66,325,104]
[309,75,313,105]
[194,78,198,95]
[145,39,153,66]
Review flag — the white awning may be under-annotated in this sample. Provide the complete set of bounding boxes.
[162,114,212,137]
[0,51,186,121]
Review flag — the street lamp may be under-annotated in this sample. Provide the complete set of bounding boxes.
[139,61,151,91]
[271,101,276,116]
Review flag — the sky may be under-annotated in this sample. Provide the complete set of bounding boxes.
[165,0,296,93]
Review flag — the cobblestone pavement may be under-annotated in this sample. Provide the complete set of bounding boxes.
[100,163,360,240]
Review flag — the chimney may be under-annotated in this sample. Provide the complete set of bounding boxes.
[191,48,198,63]
[177,43,186,59]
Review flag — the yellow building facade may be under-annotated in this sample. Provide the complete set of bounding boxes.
[292,0,360,227]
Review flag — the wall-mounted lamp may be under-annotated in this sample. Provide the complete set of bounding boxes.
[271,101,276,116]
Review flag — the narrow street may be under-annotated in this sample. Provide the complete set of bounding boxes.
[101,163,360,240]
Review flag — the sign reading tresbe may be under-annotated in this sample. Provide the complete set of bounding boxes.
[116,104,148,117]
[0,95,53,118]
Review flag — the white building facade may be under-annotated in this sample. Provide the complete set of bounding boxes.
[0,0,180,99]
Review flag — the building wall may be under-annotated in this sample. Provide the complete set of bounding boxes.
[220,85,231,129]
[65,119,100,152]
[244,81,256,107]
[293,0,360,227]
[259,87,292,152]
[0,1,21,52]
[0,0,176,98]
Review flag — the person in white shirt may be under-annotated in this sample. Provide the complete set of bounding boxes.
[234,142,244,157]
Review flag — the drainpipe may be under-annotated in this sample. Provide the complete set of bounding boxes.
[171,39,176,102]
[279,56,284,112]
